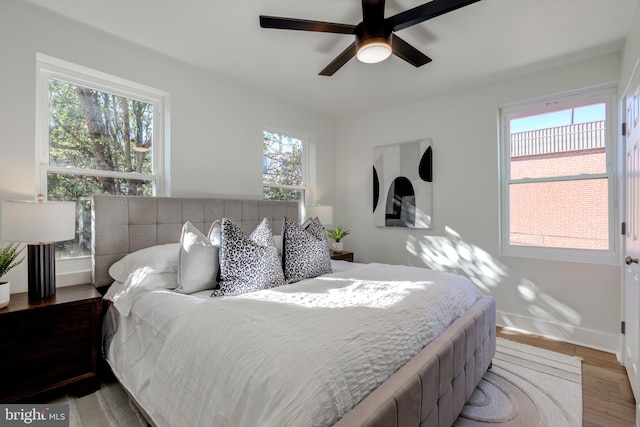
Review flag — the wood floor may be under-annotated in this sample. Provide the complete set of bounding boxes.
[497,327,636,427]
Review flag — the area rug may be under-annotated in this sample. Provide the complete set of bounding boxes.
[54,380,146,427]
[57,337,582,426]
[455,337,582,426]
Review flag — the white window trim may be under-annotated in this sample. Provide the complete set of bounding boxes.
[36,54,168,196]
[35,54,170,271]
[498,84,618,265]
[262,126,315,207]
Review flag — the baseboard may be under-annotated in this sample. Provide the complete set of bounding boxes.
[497,310,621,358]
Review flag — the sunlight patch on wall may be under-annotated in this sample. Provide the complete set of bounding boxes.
[517,278,582,335]
[407,226,583,340]
[406,226,507,293]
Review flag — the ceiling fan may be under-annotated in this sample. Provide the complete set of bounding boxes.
[259,0,482,76]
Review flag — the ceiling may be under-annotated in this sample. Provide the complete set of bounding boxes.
[23,0,638,118]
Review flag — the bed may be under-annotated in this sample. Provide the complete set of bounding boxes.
[92,195,496,427]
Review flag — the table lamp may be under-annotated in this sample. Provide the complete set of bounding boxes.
[0,195,75,301]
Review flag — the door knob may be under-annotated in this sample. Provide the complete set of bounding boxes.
[625,256,638,265]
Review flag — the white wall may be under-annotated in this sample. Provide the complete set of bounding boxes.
[0,1,336,293]
[335,53,622,353]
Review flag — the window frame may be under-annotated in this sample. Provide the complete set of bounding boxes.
[36,54,169,263]
[498,85,618,264]
[262,127,312,207]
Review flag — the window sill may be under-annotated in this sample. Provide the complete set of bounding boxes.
[56,256,92,287]
[500,245,619,265]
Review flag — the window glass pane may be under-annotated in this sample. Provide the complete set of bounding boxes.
[509,179,608,250]
[48,79,153,174]
[509,103,606,179]
[263,131,303,187]
[48,172,153,258]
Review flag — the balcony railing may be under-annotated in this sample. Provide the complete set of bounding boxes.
[510,120,605,157]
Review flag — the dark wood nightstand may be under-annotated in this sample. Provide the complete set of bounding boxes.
[0,284,102,402]
[330,251,354,262]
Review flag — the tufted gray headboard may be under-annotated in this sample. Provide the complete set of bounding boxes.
[91,195,299,287]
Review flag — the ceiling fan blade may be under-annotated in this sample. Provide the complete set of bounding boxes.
[391,35,432,67]
[387,0,482,32]
[319,43,357,76]
[260,16,356,34]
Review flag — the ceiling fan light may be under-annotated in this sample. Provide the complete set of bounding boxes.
[356,37,392,64]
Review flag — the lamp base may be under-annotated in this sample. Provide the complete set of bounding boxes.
[28,243,56,302]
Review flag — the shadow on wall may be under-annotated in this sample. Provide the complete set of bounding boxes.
[406,226,582,339]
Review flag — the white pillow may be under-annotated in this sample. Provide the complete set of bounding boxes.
[175,221,219,294]
[273,234,283,256]
[209,220,221,246]
[209,220,222,281]
[108,243,180,283]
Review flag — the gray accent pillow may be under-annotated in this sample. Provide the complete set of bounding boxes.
[282,216,332,283]
[212,218,285,297]
[176,221,218,294]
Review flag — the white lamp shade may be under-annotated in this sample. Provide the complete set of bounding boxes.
[306,205,333,225]
[1,200,76,243]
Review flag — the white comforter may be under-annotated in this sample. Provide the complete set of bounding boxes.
[146,263,482,427]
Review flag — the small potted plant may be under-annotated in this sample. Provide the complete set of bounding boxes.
[326,226,350,253]
[0,243,25,309]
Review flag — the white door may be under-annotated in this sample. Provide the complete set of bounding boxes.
[623,70,640,416]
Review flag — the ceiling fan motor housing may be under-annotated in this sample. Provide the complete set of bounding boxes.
[355,22,393,63]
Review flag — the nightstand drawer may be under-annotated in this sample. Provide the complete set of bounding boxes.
[0,285,101,402]
[330,251,354,262]
[1,305,94,385]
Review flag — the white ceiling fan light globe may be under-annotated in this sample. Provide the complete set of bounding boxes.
[356,37,392,64]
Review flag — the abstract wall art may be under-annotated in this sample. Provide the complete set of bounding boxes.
[373,139,433,229]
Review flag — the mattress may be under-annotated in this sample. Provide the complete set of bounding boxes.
[103,261,483,427]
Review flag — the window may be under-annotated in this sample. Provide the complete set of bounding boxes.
[262,130,308,203]
[37,55,167,258]
[499,87,616,263]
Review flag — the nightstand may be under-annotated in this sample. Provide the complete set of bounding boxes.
[0,284,102,402]
[330,251,354,262]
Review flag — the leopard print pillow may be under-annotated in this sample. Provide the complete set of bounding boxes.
[282,216,332,283]
[212,218,285,297]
